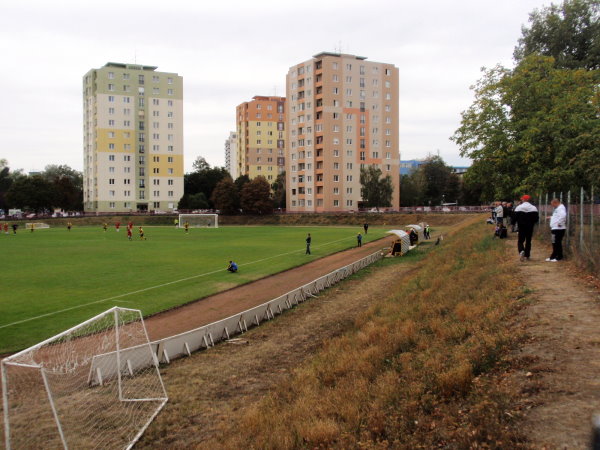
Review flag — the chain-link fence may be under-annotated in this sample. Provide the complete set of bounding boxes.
[537,187,599,276]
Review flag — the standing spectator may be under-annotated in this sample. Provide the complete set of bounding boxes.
[506,202,516,232]
[67,221,72,232]
[363,223,369,234]
[547,198,567,262]
[514,195,539,261]
[11,224,17,234]
[424,224,431,239]
[305,233,312,255]
[495,202,504,226]
[357,233,362,247]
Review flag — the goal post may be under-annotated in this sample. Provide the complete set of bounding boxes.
[25,223,50,229]
[2,307,167,449]
[178,213,219,228]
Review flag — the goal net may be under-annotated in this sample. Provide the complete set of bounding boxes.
[2,307,167,450]
[179,213,219,228]
[25,222,50,229]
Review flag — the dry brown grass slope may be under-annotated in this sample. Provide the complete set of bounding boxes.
[203,218,530,449]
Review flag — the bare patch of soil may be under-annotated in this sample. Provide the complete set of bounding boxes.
[507,233,600,448]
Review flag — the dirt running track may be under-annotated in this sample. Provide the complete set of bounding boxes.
[509,235,600,447]
[144,235,397,341]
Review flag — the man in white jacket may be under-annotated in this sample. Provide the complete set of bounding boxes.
[547,198,567,262]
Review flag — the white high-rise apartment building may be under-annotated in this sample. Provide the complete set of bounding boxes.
[224,131,238,179]
[83,62,183,213]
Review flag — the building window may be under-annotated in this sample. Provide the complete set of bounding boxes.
[108,72,114,79]
[168,179,174,185]
[108,84,114,91]
[333,175,339,182]
[333,200,339,206]
[109,202,115,208]
[108,96,115,102]
[109,190,115,197]
[168,191,174,197]
[109,155,115,161]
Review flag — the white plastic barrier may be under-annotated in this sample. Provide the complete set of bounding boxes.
[89,249,386,378]
[151,249,384,364]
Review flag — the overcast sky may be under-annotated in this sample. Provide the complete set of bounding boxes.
[1,0,550,174]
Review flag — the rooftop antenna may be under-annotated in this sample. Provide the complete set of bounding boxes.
[134,49,137,65]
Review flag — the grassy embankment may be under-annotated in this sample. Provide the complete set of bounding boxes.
[214,219,528,448]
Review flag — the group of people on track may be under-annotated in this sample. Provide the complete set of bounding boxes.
[491,195,567,262]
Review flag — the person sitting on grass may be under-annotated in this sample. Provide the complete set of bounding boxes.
[227,261,238,273]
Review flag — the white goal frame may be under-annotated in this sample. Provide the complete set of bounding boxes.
[178,213,219,228]
[25,222,50,229]
[1,306,167,450]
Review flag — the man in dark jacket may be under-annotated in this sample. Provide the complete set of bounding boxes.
[514,195,539,261]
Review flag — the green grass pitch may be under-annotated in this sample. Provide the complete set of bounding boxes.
[0,225,386,353]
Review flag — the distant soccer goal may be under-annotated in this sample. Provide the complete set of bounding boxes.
[25,222,50,229]
[179,213,219,228]
[1,307,167,450]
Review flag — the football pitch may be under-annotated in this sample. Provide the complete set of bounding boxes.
[0,225,386,353]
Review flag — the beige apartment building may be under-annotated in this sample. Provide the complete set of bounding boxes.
[83,62,183,213]
[286,53,400,212]
[235,96,286,183]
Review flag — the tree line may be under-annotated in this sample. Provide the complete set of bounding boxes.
[0,160,83,214]
[453,0,599,201]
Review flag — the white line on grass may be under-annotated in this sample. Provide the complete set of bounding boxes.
[0,236,356,329]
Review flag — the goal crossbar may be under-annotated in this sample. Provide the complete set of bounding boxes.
[178,213,219,228]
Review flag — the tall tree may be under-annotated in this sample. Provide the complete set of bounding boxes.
[6,175,56,213]
[192,156,211,172]
[240,176,273,215]
[359,165,393,210]
[453,55,600,196]
[211,177,239,214]
[514,0,600,70]
[42,165,83,211]
[183,162,229,209]
[272,171,286,210]
[234,174,250,193]
[0,161,13,213]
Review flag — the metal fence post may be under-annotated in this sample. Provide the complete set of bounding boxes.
[591,185,595,251]
[580,187,585,249]
[566,191,571,249]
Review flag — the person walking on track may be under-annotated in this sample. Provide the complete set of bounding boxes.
[305,233,312,255]
[514,195,539,261]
